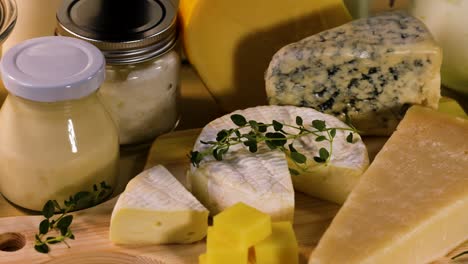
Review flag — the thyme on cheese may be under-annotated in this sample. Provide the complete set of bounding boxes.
[189,114,359,174]
[34,182,112,254]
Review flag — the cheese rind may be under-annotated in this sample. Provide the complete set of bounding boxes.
[266,12,442,135]
[309,106,468,264]
[110,165,209,245]
[189,106,368,218]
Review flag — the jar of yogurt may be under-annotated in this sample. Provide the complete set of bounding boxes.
[56,0,180,145]
[0,36,119,211]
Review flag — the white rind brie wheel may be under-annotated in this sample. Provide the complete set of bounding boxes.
[189,105,369,221]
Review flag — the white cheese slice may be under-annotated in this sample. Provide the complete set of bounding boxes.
[110,165,209,245]
[189,106,369,221]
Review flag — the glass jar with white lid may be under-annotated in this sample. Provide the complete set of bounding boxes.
[0,36,119,211]
[56,0,181,146]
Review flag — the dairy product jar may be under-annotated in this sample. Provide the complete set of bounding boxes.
[0,36,119,211]
[56,0,180,145]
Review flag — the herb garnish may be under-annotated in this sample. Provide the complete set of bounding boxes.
[452,250,468,260]
[189,114,358,173]
[34,182,112,254]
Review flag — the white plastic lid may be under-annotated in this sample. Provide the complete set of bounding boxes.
[0,36,105,102]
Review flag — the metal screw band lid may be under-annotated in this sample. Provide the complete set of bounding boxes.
[56,0,177,65]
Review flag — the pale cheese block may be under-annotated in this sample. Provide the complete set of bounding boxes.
[179,0,351,112]
[189,106,369,221]
[309,106,468,264]
[266,12,442,135]
[110,165,209,245]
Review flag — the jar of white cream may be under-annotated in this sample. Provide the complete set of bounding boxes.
[0,36,119,211]
[56,0,180,145]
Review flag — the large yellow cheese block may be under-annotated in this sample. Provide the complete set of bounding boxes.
[179,0,351,111]
[309,106,468,264]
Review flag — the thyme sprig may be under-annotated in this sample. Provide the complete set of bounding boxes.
[34,181,112,254]
[189,114,358,173]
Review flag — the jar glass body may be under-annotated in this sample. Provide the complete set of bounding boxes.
[0,92,119,211]
[100,50,181,145]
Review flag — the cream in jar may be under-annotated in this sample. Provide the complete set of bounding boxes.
[0,36,119,211]
[57,0,180,145]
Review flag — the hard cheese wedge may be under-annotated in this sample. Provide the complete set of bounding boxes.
[213,202,272,248]
[180,0,351,111]
[255,222,299,264]
[266,12,442,135]
[110,165,209,244]
[206,227,249,264]
[309,106,468,264]
[189,106,368,217]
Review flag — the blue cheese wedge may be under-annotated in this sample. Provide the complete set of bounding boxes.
[265,12,442,135]
[189,106,369,220]
[110,165,209,245]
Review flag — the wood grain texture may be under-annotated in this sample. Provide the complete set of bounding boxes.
[0,129,466,264]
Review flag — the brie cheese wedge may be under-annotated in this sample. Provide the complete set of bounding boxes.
[110,165,209,245]
[189,106,369,221]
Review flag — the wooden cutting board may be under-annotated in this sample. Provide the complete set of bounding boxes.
[0,129,466,264]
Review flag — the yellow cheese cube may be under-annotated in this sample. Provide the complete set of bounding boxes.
[213,202,272,247]
[438,97,467,119]
[206,226,248,264]
[255,222,299,264]
[199,253,207,264]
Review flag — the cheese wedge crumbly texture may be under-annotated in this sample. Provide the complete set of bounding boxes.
[189,106,369,221]
[266,12,442,135]
[309,106,468,264]
[110,165,209,245]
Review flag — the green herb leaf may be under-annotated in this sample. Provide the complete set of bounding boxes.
[248,120,259,131]
[57,215,73,230]
[296,116,303,126]
[330,128,336,138]
[313,156,326,163]
[265,140,277,150]
[319,148,330,161]
[42,201,55,219]
[312,120,326,131]
[231,114,247,126]
[257,122,268,133]
[213,149,223,161]
[189,151,203,167]
[265,132,287,146]
[290,152,307,164]
[216,130,228,142]
[288,143,297,153]
[34,244,49,254]
[315,136,327,142]
[289,168,300,176]
[346,132,354,143]
[39,220,49,235]
[272,120,283,131]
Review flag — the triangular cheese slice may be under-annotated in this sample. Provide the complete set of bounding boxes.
[110,165,209,244]
[309,106,468,264]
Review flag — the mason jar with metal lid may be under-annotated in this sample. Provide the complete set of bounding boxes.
[57,0,181,146]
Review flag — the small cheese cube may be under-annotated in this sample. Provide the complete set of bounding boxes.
[438,97,467,119]
[255,222,299,264]
[213,202,272,247]
[199,253,207,264]
[206,227,248,264]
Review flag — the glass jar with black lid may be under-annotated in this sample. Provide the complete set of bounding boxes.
[56,0,180,146]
